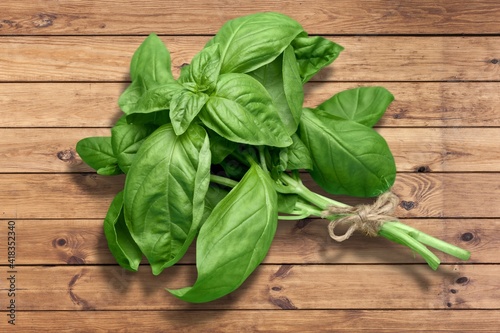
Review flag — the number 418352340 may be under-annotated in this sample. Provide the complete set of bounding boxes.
[7,220,16,270]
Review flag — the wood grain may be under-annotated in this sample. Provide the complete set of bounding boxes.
[1,127,499,173]
[0,0,498,329]
[7,310,500,332]
[1,173,499,219]
[2,82,500,128]
[9,264,497,310]
[1,0,499,35]
[0,218,487,265]
[1,36,499,82]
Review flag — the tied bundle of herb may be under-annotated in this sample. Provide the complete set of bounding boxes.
[76,12,470,303]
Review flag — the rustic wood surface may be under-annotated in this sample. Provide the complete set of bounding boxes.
[1,0,499,331]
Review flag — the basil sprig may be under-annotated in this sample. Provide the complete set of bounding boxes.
[77,12,470,303]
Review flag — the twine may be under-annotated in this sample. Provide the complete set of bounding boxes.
[321,192,400,242]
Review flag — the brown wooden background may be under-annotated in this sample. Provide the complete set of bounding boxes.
[1,1,499,331]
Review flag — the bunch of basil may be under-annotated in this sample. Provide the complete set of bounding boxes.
[76,12,470,303]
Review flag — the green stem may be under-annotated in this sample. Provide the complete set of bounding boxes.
[209,174,238,188]
[277,172,470,269]
[378,223,441,270]
[383,222,471,261]
[295,200,324,217]
[278,201,323,221]
[278,213,310,220]
[257,146,268,173]
[279,173,348,209]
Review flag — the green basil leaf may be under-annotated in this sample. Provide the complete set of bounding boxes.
[264,146,288,180]
[168,163,278,303]
[316,87,395,127]
[277,193,299,214]
[111,116,156,173]
[299,108,396,197]
[129,33,174,84]
[202,185,229,224]
[292,34,344,83]
[220,157,247,181]
[124,124,211,275]
[119,81,183,115]
[286,134,313,171]
[249,45,303,135]
[181,43,221,93]
[97,164,122,176]
[170,90,209,135]
[103,191,143,271]
[126,109,170,126]
[282,45,304,131]
[206,12,303,73]
[206,129,239,165]
[200,73,292,147]
[76,136,118,172]
[119,34,179,115]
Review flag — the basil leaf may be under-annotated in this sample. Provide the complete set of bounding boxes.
[202,185,229,224]
[205,12,303,74]
[103,191,143,271]
[220,157,247,180]
[119,34,178,115]
[249,45,303,135]
[277,193,299,214]
[206,129,238,165]
[316,87,395,127]
[119,81,183,115]
[200,73,292,147]
[180,43,221,94]
[286,134,313,171]
[292,34,344,83]
[264,146,288,180]
[299,108,396,197]
[129,33,174,84]
[126,109,170,126]
[76,136,120,173]
[170,90,209,135]
[168,163,278,303]
[111,116,156,173]
[124,124,211,275]
[97,164,122,176]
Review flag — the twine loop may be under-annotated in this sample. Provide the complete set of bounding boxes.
[321,192,400,242]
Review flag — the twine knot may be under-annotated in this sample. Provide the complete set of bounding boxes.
[321,191,400,242]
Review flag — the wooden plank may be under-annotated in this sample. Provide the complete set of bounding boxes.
[1,0,499,35]
[2,82,500,128]
[0,173,499,219]
[0,173,123,219]
[0,83,124,127]
[0,218,486,265]
[7,264,498,310]
[3,310,499,332]
[1,36,499,82]
[380,127,500,172]
[2,127,499,173]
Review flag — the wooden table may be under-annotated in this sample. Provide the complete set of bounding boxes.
[1,1,499,331]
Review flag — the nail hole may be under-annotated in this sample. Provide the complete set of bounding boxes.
[56,238,67,246]
[400,201,416,211]
[416,166,430,173]
[461,232,474,242]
